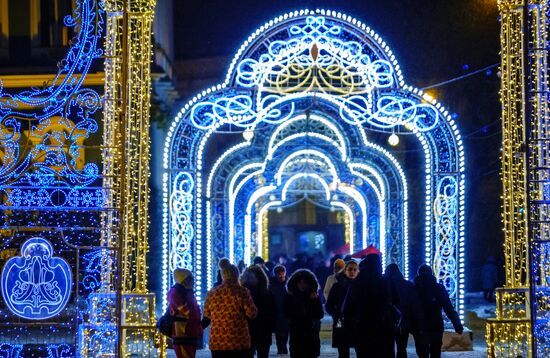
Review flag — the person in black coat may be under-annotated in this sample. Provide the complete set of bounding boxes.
[413,264,463,358]
[346,253,395,358]
[385,263,425,358]
[326,260,360,358]
[270,264,290,354]
[241,264,276,358]
[284,269,324,358]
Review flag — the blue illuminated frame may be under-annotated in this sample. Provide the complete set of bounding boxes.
[1,237,72,320]
[0,0,118,355]
[163,9,466,316]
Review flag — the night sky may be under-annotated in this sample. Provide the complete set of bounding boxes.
[167,0,503,290]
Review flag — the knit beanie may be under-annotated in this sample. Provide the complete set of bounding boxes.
[173,268,192,285]
[333,258,345,273]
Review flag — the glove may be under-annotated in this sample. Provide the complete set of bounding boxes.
[455,325,463,335]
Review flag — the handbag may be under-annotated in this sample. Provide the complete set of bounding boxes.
[157,306,189,337]
[335,286,350,329]
[157,308,175,337]
[157,286,189,337]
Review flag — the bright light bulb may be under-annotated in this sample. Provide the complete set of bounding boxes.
[388,133,399,146]
[243,129,254,141]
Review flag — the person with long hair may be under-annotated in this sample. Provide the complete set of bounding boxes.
[284,269,324,358]
[326,260,360,358]
[203,259,257,358]
[240,264,276,358]
[168,268,203,358]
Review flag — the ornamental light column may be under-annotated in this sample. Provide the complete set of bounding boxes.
[103,0,159,356]
[487,1,550,356]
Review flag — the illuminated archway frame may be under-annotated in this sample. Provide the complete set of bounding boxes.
[206,110,405,278]
[163,9,465,315]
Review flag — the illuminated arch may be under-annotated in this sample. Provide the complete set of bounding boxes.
[206,113,402,273]
[164,9,465,316]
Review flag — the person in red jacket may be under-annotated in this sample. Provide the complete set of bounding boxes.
[169,268,204,358]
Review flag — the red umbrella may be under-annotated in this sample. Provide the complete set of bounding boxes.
[351,245,381,258]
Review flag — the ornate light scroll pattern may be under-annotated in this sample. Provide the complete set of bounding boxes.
[0,0,119,355]
[0,344,22,357]
[1,238,72,320]
[189,92,296,129]
[170,172,194,271]
[433,176,458,298]
[189,15,440,132]
[191,91,439,132]
[46,344,74,358]
[339,95,439,131]
[0,0,104,210]
[235,16,393,94]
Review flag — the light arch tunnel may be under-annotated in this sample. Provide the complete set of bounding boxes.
[162,10,465,317]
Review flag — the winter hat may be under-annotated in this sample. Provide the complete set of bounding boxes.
[173,268,192,285]
[333,258,345,273]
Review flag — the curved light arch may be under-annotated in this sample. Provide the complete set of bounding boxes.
[163,9,465,317]
[275,149,339,185]
[281,173,332,202]
[243,185,277,264]
[268,132,347,161]
[266,113,349,160]
[337,184,369,256]
[250,186,362,262]
[255,199,356,257]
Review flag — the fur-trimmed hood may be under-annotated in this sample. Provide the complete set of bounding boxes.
[286,268,319,295]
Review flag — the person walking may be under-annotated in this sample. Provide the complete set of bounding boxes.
[203,260,257,358]
[284,269,324,358]
[414,264,463,358]
[270,265,290,354]
[323,258,345,300]
[385,264,425,358]
[241,265,276,358]
[168,268,203,358]
[347,253,396,358]
[326,260,360,358]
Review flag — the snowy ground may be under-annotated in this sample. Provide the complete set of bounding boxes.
[169,294,493,358]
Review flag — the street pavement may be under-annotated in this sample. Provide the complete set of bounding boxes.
[169,297,492,357]
[169,329,487,357]
[175,342,487,357]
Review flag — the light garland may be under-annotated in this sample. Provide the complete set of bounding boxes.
[101,0,159,355]
[487,1,550,356]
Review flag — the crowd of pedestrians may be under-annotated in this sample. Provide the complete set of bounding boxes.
[165,253,463,358]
